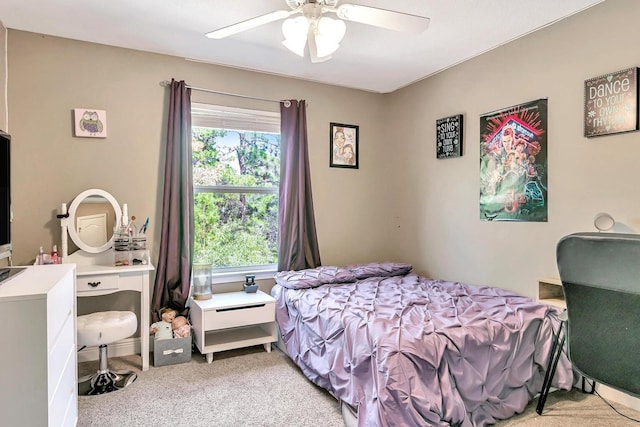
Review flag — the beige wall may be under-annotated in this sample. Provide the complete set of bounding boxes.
[5,0,640,302]
[0,21,6,132]
[6,29,395,282]
[0,20,6,267]
[385,0,640,298]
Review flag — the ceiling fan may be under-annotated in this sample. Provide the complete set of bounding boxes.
[205,0,430,63]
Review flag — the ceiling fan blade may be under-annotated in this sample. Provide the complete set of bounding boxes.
[335,4,430,34]
[206,9,296,39]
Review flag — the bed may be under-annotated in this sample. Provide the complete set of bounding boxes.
[271,262,574,427]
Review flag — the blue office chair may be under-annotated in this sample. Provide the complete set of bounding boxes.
[537,232,640,414]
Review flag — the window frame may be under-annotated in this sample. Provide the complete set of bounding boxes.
[191,103,280,283]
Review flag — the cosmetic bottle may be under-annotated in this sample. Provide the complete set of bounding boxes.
[37,246,44,265]
[126,215,138,236]
[50,245,59,264]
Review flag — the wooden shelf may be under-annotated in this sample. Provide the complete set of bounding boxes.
[203,324,275,353]
[537,277,565,308]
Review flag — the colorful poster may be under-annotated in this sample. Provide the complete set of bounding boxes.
[479,99,548,222]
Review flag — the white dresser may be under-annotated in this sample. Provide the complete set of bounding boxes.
[0,264,77,427]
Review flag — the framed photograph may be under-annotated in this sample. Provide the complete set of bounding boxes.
[74,108,108,138]
[436,114,463,158]
[330,122,358,169]
[584,67,639,137]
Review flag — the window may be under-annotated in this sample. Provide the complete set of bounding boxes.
[191,103,280,280]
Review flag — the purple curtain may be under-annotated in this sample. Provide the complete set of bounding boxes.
[151,79,194,322]
[278,100,321,271]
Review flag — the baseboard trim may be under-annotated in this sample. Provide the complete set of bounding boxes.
[77,337,141,363]
[596,384,640,413]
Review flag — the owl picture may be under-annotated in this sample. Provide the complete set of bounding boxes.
[80,111,103,134]
[74,108,107,138]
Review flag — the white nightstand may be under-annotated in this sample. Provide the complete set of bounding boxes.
[190,290,277,363]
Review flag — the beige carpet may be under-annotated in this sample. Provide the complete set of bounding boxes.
[78,346,344,427]
[78,346,640,426]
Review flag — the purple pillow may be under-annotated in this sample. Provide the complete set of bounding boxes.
[275,266,357,290]
[347,262,413,279]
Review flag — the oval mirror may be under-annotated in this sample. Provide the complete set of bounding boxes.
[67,189,122,254]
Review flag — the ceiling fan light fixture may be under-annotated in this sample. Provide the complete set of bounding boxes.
[314,17,345,57]
[282,37,307,57]
[316,16,346,44]
[307,31,332,63]
[206,1,431,64]
[282,16,309,56]
[314,38,339,58]
[282,16,309,39]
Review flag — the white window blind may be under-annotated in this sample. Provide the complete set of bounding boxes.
[191,103,280,134]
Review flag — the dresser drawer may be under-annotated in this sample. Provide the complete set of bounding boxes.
[48,313,75,398]
[204,302,275,331]
[60,389,78,427]
[47,270,74,348]
[76,274,119,294]
[49,347,76,427]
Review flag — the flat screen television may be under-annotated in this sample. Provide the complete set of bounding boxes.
[0,129,11,257]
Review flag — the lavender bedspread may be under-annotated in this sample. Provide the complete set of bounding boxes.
[272,266,573,427]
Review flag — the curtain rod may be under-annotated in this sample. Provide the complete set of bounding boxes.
[159,80,283,104]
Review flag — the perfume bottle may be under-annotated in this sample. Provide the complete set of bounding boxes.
[125,215,138,237]
[37,246,44,265]
[50,245,59,264]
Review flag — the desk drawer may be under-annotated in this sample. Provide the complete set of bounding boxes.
[76,274,118,294]
[204,302,274,331]
[119,271,143,291]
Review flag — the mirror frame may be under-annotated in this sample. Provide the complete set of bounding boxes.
[67,188,122,254]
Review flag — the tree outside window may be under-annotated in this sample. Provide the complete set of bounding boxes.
[192,111,279,272]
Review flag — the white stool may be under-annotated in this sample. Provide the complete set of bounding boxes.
[77,311,138,395]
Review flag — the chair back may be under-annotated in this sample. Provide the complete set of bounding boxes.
[556,232,640,398]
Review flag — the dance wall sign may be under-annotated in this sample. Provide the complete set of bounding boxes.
[584,67,639,137]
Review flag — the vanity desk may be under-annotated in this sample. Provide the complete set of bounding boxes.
[66,249,153,371]
[60,188,154,372]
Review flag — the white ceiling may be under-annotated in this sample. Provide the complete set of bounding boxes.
[0,0,604,93]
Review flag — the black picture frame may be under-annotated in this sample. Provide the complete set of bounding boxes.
[436,114,464,158]
[584,67,639,137]
[330,122,359,169]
